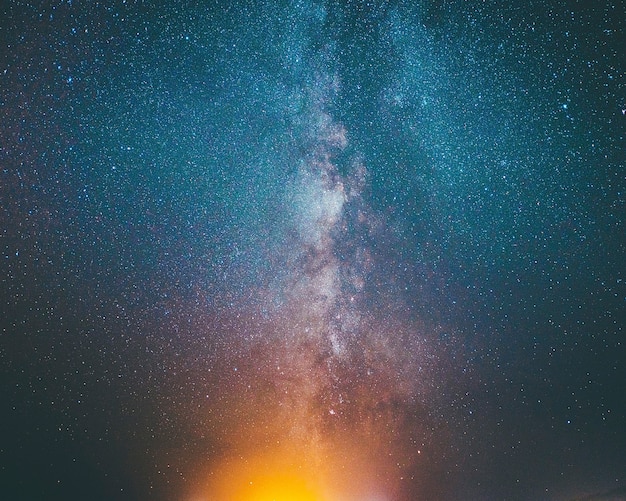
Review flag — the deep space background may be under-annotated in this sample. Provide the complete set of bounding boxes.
[1,1,625,500]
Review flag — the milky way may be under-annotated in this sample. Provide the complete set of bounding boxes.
[2,1,625,500]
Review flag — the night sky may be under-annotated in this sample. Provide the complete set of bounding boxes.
[1,1,625,500]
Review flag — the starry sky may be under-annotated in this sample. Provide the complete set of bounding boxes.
[1,1,625,500]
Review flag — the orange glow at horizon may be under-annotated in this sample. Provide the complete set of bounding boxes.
[191,434,403,501]
[233,471,322,501]
[198,447,330,501]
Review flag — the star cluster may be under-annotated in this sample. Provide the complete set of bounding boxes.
[2,1,625,500]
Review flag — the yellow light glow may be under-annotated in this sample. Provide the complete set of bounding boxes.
[236,471,319,501]
[201,448,329,501]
